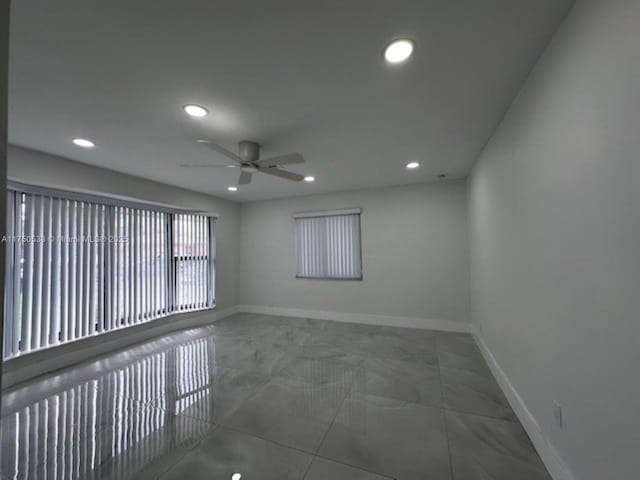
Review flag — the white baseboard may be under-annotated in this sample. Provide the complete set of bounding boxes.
[472,328,575,480]
[3,305,240,389]
[236,304,472,333]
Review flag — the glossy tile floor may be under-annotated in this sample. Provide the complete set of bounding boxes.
[0,314,551,480]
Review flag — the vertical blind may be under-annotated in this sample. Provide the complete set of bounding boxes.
[294,208,362,279]
[108,206,169,329]
[173,214,214,311]
[3,186,216,359]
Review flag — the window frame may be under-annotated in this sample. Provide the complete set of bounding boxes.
[293,208,363,281]
[3,181,217,359]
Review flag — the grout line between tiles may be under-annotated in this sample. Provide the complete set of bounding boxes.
[312,365,358,457]
[436,341,456,480]
[217,422,319,457]
[302,365,402,479]
[311,453,398,479]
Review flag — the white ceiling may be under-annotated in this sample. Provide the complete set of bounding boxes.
[8,0,572,202]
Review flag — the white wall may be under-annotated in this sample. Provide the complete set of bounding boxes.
[7,145,241,310]
[0,0,9,393]
[239,181,470,327]
[468,1,640,478]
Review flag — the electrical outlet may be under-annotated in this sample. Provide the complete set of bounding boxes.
[553,401,563,430]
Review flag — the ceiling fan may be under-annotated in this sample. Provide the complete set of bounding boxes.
[180,140,305,185]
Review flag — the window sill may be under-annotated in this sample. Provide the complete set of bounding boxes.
[2,304,229,390]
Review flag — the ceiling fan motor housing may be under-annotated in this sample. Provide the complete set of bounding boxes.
[239,141,260,162]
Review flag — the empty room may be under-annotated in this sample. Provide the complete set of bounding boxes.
[0,0,638,479]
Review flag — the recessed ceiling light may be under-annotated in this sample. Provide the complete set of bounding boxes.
[232,474,242,480]
[304,176,315,182]
[384,39,414,64]
[227,186,238,192]
[72,138,95,148]
[183,104,208,117]
[405,161,420,170]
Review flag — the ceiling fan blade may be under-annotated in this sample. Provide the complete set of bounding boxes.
[180,163,238,168]
[258,167,305,182]
[196,140,244,164]
[253,153,305,168]
[238,171,253,185]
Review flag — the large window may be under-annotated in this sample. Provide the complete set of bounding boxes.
[3,183,215,358]
[294,208,362,280]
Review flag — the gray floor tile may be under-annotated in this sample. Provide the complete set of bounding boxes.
[318,392,452,480]
[159,426,313,480]
[286,341,366,366]
[212,314,273,336]
[211,338,289,375]
[255,315,328,331]
[221,376,342,452]
[353,358,443,408]
[322,321,384,336]
[446,411,551,480]
[314,330,438,365]
[275,356,360,390]
[352,336,439,364]
[305,457,393,480]
[441,367,516,421]
[437,349,492,376]
[1,314,549,480]
[436,333,480,355]
[274,324,314,345]
[165,367,271,424]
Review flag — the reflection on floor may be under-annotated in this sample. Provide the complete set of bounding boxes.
[0,313,551,480]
